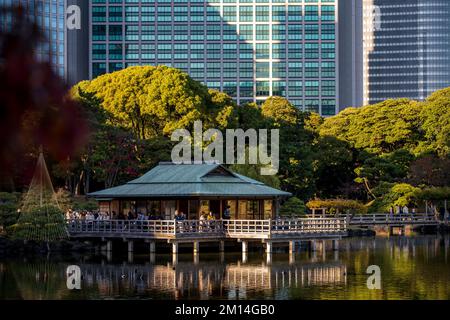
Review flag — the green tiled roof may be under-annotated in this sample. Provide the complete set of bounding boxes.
[89,163,291,199]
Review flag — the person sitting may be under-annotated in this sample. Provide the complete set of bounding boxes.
[222,206,231,220]
[207,212,215,220]
[199,212,207,231]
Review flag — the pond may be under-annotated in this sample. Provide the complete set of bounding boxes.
[0,236,449,300]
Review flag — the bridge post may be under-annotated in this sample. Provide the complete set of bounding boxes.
[194,252,199,265]
[332,239,339,251]
[266,252,272,265]
[193,241,200,254]
[242,240,248,253]
[106,240,113,252]
[242,252,248,264]
[289,240,296,254]
[219,240,225,252]
[310,240,317,251]
[172,242,178,255]
[266,241,272,254]
[127,240,134,253]
[149,241,156,254]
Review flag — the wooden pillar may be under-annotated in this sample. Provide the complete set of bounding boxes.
[289,241,296,254]
[193,252,199,265]
[266,252,272,265]
[332,239,339,251]
[289,251,295,265]
[266,241,272,254]
[127,240,134,252]
[242,252,248,264]
[193,241,200,254]
[106,240,113,252]
[242,240,248,253]
[172,242,178,254]
[172,253,178,266]
[219,240,225,252]
[149,241,156,253]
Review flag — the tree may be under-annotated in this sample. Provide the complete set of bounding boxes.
[72,66,235,140]
[354,149,415,199]
[371,182,420,213]
[230,163,281,189]
[418,87,450,156]
[279,197,306,217]
[319,99,423,154]
[312,136,355,198]
[0,192,20,234]
[306,199,368,215]
[408,155,450,187]
[261,96,299,127]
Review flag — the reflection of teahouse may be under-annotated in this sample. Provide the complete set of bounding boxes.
[89,162,291,221]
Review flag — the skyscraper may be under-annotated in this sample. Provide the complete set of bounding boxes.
[0,0,88,85]
[88,0,362,116]
[363,0,450,105]
[0,0,66,77]
[1,1,364,116]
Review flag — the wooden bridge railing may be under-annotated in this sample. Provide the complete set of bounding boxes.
[67,219,177,235]
[67,217,346,239]
[271,217,347,234]
[344,213,438,225]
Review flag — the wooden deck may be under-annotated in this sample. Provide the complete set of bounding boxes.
[67,217,347,241]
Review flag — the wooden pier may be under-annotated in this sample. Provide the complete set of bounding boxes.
[67,217,347,255]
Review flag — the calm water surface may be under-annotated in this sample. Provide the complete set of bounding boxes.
[0,236,449,300]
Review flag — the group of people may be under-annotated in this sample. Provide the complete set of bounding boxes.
[65,210,110,221]
[65,205,233,222]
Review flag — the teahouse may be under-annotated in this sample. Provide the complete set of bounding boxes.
[89,162,291,220]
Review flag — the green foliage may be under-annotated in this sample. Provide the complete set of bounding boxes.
[412,187,450,201]
[12,205,68,242]
[72,66,235,140]
[320,99,423,155]
[306,199,368,214]
[0,192,20,233]
[279,197,306,217]
[72,197,99,211]
[371,183,420,213]
[418,88,450,156]
[261,96,299,126]
[230,163,281,189]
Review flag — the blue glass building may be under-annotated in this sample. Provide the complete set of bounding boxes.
[89,0,343,116]
[0,0,66,78]
[363,0,450,104]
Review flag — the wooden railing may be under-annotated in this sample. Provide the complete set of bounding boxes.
[67,218,346,239]
[272,217,347,234]
[343,213,438,225]
[67,219,176,235]
[223,220,271,236]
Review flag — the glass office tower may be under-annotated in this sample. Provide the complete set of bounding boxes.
[0,0,66,78]
[363,0,450,104]
[90,0,339,116]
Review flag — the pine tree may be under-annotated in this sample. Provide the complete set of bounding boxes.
[12,151,68,246]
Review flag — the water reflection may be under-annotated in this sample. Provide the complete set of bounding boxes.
[0,236,449,300]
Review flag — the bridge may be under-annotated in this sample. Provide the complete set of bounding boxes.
[67,217,346,256]
[66,213,440,255]
[345,213,439,227]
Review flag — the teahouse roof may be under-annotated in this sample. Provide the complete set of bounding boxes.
[89,162,291,199]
